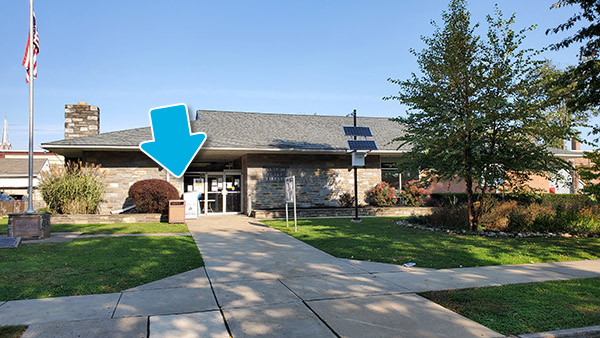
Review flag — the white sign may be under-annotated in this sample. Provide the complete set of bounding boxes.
[183,192,200,219]
[284,176,297,232]
[285,176,295,203]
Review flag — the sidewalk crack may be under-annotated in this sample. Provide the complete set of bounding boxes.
[111,293,123,318]
[278,279,341,338]
[205,267,233,338]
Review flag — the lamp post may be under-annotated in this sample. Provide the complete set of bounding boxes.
[352,110,360,222]
[343,111,377,224]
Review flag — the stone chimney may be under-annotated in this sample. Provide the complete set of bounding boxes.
[65,102,99,139]
[571,139,581,151]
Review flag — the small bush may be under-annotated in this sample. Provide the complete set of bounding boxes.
[338,192,355,208]
[367,182,397,207]
[128,179,179,213]
[429,192,593,208]
[39,161,105,214]
[400,180,427,206]
[427,204,470,230]
[480,200,517,231]
[416,197,600,235]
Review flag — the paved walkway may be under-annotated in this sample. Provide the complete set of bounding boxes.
[1,214,599,337]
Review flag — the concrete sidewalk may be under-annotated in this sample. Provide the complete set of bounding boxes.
[2,214,599,337]
[185,215,600,338]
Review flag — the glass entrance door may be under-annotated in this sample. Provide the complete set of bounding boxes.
[225,174,242,213]
[206,175,224,213]
[185,171,242,215]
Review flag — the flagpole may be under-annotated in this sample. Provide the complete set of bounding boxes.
[26,0,34,213]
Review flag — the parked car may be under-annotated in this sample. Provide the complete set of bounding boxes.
[0,193,15,202]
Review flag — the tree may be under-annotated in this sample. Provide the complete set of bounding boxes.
[385,0,573,231]
[547,0,600,201]
[579,151,600,199]
[536,61,587,148]
[547,0,600,112]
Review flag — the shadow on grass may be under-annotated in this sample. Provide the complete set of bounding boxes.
[421,277,600,335]
[265,218,600,269]
[0,236,203,301]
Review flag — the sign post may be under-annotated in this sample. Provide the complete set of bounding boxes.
[285,176,297,232]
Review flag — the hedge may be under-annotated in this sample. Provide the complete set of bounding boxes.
[428,193,594,207]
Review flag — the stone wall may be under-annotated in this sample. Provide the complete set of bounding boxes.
[64,103,100,139]
[253,206,437,219]
[82,151,171,214]
[243,154,381,213]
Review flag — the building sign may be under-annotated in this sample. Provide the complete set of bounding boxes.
[285,176,295,203]
[264,167,287,183]
[183,192,200,219]
[284,176,297,232]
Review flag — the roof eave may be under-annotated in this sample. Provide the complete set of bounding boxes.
[41,143,407,155]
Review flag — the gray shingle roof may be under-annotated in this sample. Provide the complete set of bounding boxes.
[0,158,48,177]
[548,147,585,156]
[42,110,409,152]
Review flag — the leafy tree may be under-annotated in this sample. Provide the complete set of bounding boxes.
[579,151,600,199]
[536,61,587,148]
[547,0,600,200]
[547,0,600,112]
[385,0,573,231]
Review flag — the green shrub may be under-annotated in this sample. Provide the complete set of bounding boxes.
[419,198,600,235]
[400,180,427,206]
[427,204,470,230]
[128,179,179,213]
[480,200,517,231]
[338,192,354,208]
[429,192,593,207]
[39,161,105,214]
[367,182,397,207]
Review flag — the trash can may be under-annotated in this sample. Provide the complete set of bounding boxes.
[168,200,185,224]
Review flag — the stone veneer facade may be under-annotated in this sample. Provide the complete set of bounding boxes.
[81,150,382,214]
[80,151,183,213]
[65,103,100,139]
[242,153,381,213]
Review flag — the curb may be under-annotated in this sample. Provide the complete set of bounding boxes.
[518,325,600,338]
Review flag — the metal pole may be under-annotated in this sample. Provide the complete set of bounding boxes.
[352,109,360,221]
[286,202,289,229]
[26,0,35,213]
[293,176,297,232]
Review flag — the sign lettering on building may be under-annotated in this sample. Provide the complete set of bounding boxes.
[264,167,288,183]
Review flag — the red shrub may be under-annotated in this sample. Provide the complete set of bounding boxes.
[128,179,180,213]
[367,182,398,207]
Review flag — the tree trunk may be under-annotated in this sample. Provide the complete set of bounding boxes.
[474,182,488,230]
[465,176,478,232]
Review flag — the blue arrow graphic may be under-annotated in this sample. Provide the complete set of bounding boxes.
[139,104,206,178]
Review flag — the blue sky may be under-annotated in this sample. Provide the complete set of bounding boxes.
[0,0,594,150]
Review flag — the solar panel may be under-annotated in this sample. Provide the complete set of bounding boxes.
[347,140,378,150]
[343,126,373,137]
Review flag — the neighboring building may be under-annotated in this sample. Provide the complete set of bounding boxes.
[0,158,48,202]
[0,115,64,205]
[1,115,11,150]
[41,103,588,215]
[421,144,588,195]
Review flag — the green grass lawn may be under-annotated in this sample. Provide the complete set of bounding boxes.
[263,217,600,269]
[421,278,600,336]
[51,222,189,234]
[0,236,203,301]
[0,326,26,338]
[0,220,188,235]
[0,217,7,234]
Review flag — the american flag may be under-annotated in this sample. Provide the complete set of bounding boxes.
[22,12,39,83]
